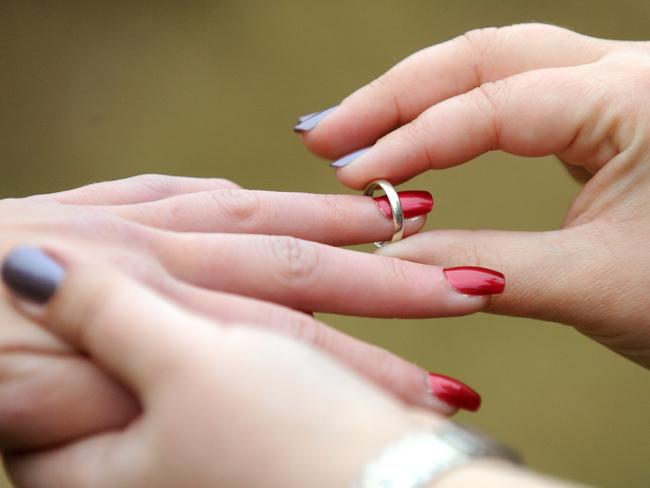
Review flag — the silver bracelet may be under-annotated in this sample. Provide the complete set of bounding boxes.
[351,422,523,488]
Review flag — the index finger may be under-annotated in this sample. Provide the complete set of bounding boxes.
[297,24,612,160]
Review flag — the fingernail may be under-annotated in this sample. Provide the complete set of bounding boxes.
[429,373,481,412]
[293,105,338,132]
[330,147,371,168]
[1,246,65,303]
[374,191,434,219]
[297,112,318,123]
[444,266,505,296]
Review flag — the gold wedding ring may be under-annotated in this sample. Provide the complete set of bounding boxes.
[364,179,404,248]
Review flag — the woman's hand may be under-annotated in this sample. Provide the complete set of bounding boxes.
[1,245,433,488]
[0,246,572,488]
[296,24,650,367]
[0,175,491,452]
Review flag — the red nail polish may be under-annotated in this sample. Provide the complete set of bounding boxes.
[444,266,505,295]
[429,373,481,412]
[374,191,434,219]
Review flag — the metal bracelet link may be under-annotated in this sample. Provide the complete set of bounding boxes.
[352,422,523,488]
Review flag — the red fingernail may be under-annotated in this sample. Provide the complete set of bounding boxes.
[374,191,434,219]
[444,266,505,295]
[429,373,481,412]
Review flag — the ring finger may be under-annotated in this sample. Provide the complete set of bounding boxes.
[154,232,505,317]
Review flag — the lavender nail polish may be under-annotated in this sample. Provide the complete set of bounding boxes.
[297,112,318,123]
[330,147,371,168]
[1,246,65,303]
[293,105,338,132]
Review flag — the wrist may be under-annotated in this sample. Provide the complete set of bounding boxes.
[351,409,574,488]
[326,407,443,488]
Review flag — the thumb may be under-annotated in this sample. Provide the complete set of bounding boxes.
[1,245,205,395]
[376,227,599,324]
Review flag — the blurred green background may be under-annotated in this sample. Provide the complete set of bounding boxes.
[1,1,649,486]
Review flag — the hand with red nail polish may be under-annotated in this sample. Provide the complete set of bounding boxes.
[0,250,444,487]
[0,249,569,488]
[0,176,499,460]
[299,23,650,368]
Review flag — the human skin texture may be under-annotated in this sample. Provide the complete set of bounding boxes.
[0,175,498,452]
[297,23,650,368]
[1,246,572,488]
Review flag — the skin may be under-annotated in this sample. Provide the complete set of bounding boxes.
[300,23,650,368]
[2,22,644,487]
[0,174,489,452]
[3,249,575,488]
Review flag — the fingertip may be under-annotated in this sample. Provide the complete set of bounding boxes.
[1,246,66,306]
[294,102,388,161]
[428,372,482,413]
[292,105,339,133]
[294,105,351,159]
[299,130,345,160]
[403,215,428,237]
[333,166,372,190]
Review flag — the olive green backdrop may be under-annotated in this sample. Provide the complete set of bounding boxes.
[1,1,648,487]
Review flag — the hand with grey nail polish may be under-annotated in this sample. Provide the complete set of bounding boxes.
[0,174,494,456]
[296,23,650,369]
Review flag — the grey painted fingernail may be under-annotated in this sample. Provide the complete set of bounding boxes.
[297,112,318,123]
[293,105,339,132]
[330,147,372,168]
[1,246,65,303]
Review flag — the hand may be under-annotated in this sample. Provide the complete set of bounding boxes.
[0,246,572,488]
[0,175,490,452]
[1,245,431,488]
[296,24,650,367]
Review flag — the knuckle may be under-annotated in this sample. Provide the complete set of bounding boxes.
[366,72,403,121]
[458,27,501,82]
[131,174,175,196]
[268,308,324,348]
[404,115,433,142]
[268,236,320,292]
[473,80,503,113]
[71,210,154,246]
[360,344,405,391]
[367,74,394,101]
[397,117,437,168]
[461,24,563,54]
[447,232,501,270]
[459,24,566,84]
[209,189,261,226]
[210,178,241,190]
[469,81,505,148]
[460,26,500,56]
[502,22,565,40]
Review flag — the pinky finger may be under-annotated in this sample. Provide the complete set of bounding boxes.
[164,280,475,415]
